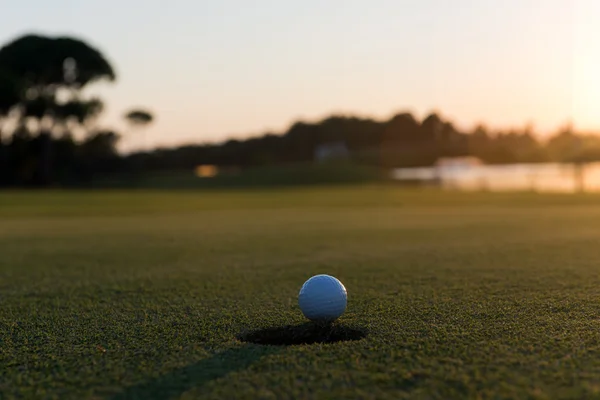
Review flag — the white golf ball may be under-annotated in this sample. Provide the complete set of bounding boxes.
[298,274,347,322]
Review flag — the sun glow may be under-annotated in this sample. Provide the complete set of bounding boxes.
[571,0,600,130]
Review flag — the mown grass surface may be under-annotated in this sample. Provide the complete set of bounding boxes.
[3,186,600,399]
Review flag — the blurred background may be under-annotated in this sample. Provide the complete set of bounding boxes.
[1,0,599,192]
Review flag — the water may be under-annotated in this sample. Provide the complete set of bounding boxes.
[392,162,600,193]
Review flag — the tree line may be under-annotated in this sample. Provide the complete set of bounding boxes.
[1,32,599,188]
[137,115,598,173]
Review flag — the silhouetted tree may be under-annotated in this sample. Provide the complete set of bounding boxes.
[124,108,154,152]
[546,123,580,163]
[421,112,443,143]
[0,33,116,185]
[124,109,153,126]
[0,69,23,184]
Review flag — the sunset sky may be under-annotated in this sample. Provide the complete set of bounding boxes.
[2,0,599,152]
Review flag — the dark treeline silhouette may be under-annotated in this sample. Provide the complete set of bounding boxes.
[2,32,600,188]
[136,116,600,173]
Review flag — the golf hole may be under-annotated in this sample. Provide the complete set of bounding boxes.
[237,322,367,346]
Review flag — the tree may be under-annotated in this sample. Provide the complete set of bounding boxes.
[383,112,420,144]
[0,33,116,184]
[0,34,115,92]
[0,69,24,185]
[124,109,153,126]
[124,108,154,152]
[123,108,154,183]
[0,69,23,139]
[545,123,578,162]
[0,69,22,116]
[420,112,443,143]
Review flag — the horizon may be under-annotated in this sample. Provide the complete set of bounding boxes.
[140,110,583,153]
[2,0,599,152]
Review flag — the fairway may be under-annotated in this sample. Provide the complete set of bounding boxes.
[4,186,600,399]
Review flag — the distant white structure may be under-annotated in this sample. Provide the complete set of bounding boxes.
[391,156,484,186]
[314,141,350,162]
[390,167,438,182]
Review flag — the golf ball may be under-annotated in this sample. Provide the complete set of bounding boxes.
[298,274,347,322]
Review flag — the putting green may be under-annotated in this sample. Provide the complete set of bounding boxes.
[2,187,600,399]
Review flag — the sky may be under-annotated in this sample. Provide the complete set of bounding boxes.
[2,0,599,152]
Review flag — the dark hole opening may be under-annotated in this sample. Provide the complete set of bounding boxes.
[237,322,368,346]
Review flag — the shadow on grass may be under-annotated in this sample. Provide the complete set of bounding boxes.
[107,324,367,399]
[108,345,280,400]
[237,322,368,346]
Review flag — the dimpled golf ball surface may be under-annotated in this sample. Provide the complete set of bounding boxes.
[298,274,347,322]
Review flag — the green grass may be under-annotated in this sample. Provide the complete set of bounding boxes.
[3,186,600,399]
[89,162,387,190]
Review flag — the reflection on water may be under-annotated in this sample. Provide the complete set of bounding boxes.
[392,162,600,193]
